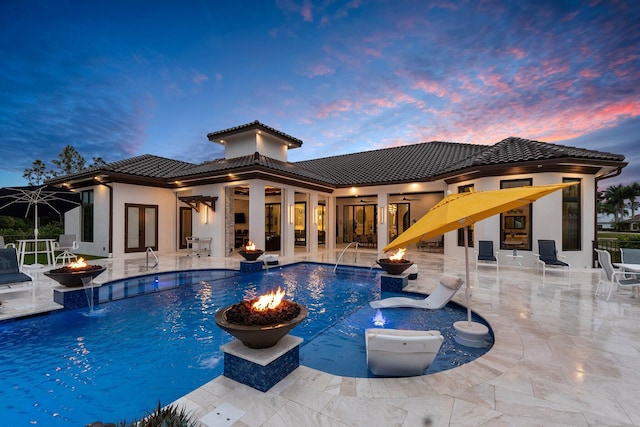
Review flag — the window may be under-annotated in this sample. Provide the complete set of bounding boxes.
[500,179,532,251]
[457,184,474,247]
[81,190,94,242]
[562,178,581,250]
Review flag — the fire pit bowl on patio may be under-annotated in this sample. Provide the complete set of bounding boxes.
[214,288,308,349]
[377,248,414,275]
[44,263,106,287]
[238,241,264,261]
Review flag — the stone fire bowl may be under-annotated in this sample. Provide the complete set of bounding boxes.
[214,303,308,349]
[44,266,106,288]
[238,249,264,261]
[376,258,414,275]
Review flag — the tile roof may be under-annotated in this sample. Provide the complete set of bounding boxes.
[445,137,625,172]
[168,152,330,183]
[47,135,626,188]
[295,141,484,186]
[206,120,303,147]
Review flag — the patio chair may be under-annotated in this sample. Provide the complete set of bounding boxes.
[594,249,640,301]
[0,236,15,249]
[369,274,463,309]
[0,248,34,294]
[365,328,444,376]
[534,240,570,279]
[53,234,78,266]
[475,240,499,271]
[620,248,640,280]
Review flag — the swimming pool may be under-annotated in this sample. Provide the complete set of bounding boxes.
[0,263,492,425]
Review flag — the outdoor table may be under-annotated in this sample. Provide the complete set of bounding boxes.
[16,238,56,270]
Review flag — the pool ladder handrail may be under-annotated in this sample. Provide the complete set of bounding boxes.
[146,247,158,269]
[333,241,359,272]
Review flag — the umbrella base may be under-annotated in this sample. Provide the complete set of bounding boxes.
[453,321,489,348]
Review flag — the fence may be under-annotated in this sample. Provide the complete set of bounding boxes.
[593,239,640,265]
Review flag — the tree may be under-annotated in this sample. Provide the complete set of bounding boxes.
[22,146,107,185]
[601,184,629,229]
[50,145,86,177]
[22,159,50,185]
[628,182,640,219]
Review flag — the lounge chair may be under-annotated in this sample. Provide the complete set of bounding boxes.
[595,249,640,300]
[369,274,463,309]
[476,240,499,271]
[53,234,78,265]
[0,236,16,249]
[534,239,570,278]
[0,248,34,294]
[365,328,444,376]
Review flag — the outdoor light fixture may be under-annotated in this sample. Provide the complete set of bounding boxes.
[289,204,294,224]
[379,206,385,224]
[204,205,209,224]
[313,207,318,225]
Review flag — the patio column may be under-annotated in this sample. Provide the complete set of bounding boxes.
[282,188,296,257]
[309,192,318,254]
[248,180,266,250]
[377,192,388,257]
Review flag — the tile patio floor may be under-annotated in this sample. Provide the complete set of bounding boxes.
[1,248,639,426]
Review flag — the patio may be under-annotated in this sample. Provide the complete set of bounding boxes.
[1,248,639,426]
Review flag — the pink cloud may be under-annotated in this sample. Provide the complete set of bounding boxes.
[192,72,208,84]
[316,99,355,118]
[307,63,335,77]
[301,1,313,22]
[411,79,448,97]
[579,69,601,78]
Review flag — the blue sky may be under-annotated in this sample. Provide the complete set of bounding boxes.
[1,0,638,189]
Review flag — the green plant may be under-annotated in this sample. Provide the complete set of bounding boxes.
[107,401,199,427]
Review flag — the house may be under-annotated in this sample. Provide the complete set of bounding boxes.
[48,121,627,268]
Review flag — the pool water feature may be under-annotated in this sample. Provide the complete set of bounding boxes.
[0,263,493,425]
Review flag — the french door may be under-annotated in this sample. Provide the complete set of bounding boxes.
[125,204,158,253]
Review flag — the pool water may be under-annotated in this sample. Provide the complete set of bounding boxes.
[0,263,492,425]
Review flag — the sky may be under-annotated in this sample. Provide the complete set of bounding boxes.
[1,0,639,190]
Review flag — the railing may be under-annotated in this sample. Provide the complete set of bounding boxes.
[146,247,158,269]
[592,239,640,265]
[333,241,360,272]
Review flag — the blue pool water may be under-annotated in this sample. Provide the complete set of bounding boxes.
[0,263,492,425]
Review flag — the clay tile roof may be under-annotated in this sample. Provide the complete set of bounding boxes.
[295,141,484,186]
[441,137,626,173]
[168,152,329,182]
[206,120,303,148]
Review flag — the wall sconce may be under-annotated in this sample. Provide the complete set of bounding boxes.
[289,204,295,224]
[313,207,318,225]
[379,206,385,224]
[204,205,209,224]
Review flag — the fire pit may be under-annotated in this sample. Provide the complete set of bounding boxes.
[377,248,414,275]
[238,241,264,261]
[215,287,308,348]
[44,258,106,287]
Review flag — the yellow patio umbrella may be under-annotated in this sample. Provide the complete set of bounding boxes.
[383,182,579,346]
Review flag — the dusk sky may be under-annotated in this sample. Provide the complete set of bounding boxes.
[1,0,638,189]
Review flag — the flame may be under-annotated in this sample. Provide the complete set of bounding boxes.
[245,241,256,251]
[389,248,406,260]
[373,309,386,326]
[68,258,88,269]
[252,287,286,311]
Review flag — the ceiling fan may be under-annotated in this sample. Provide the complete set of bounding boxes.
[401,196,420,201]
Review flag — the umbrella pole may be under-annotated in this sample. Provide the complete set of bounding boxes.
[34,203,39,265]
[452,225,489,347]
[464,226,472,324]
